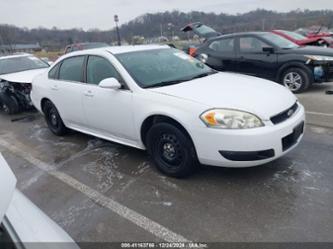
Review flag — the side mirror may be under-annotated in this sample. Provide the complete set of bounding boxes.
[262,47,275,54]
[99,78,122,90]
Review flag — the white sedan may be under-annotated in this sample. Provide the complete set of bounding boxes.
[31,45,305,177]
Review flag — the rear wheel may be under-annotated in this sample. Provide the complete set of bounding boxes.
[43,101,68,136]
[0,93,20,114]
[281,67,311,93]
[146,123,197,178]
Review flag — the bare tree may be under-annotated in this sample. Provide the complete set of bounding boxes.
[0,25,17,53]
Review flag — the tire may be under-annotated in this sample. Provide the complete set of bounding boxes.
[146,122,198,178]
[0,93,20,114]
[43,101,68,136]
[280,67,311,93]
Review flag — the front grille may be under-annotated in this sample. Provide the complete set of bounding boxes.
[270,102,298,125]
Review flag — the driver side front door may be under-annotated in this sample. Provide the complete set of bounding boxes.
[82,55,136,144]
[236,36,278,80]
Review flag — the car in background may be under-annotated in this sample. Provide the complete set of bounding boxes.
[272,30,333,48]
[31,45,304,177]
[64,42,109,54]
[181,22,221,56]
[0,53,49,114]
[194,32,333,93]
[0,153,79,248]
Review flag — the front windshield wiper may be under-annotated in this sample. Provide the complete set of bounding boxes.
[143,79,189,89]
[187,70,217,80]
[144,70,218,89]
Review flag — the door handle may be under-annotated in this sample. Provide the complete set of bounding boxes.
[84,90,94,97]
[51,85,59,91]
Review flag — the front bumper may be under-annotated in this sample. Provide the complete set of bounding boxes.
[312,62,333,82]
[190,104,305,168]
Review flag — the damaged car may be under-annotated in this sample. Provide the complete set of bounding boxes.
[0,53,49,114]
[272,30,333,48]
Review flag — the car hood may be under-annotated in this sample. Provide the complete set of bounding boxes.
[0,68,46,83]
[298,36,333,45]
[149,72,297,120]
[285,46,333,56]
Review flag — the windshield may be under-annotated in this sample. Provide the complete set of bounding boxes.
[115,48,215,88]
[0,56,49,75]
[279,30,307,40]
[260,33,299,49]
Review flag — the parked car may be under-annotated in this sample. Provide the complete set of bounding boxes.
[181,22,221,56]
[272,30,333,48]
[64,42,109,54]
[194,32,333,93]
[0,53,49,114]
[31,45,305,177]
[0,153,79,248]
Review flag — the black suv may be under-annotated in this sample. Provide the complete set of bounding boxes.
[194,32,333,93]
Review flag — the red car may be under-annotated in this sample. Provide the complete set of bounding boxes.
[272,30,333,48]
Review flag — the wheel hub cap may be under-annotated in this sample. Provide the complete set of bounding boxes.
[284,72,302,91]
[50,113,58,126]
[2,104,9,113]
[163,142,176,160]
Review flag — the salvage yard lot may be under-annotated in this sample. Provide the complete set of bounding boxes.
[0,82,333,242]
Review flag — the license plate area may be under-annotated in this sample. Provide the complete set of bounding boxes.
[282,121,304,151]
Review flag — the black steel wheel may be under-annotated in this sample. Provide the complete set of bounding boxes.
[146,122,197,178]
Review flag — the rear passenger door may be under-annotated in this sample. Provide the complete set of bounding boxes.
[204,37,237,71]
[49,56,86,127]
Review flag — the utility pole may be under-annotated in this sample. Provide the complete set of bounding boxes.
[114,15,121,46]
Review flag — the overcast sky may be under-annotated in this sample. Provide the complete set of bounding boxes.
[0,0,332,30]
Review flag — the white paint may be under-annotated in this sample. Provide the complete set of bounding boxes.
[0,139,189,242]
[31,46,304,168]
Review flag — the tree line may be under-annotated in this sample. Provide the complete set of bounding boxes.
[1,9,333,50]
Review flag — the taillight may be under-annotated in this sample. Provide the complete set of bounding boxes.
[189,47,197,57]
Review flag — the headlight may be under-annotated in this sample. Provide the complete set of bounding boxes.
[305,55,333,61]
[200,109,264,129]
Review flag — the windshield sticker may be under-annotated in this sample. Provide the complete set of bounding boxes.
[174,52,191,60]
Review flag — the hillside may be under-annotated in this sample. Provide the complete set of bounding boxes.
[1,9,333,50]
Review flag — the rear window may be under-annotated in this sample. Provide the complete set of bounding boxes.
[209,38,234,52]
[59,56,84,82]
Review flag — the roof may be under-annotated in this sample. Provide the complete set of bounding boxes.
[106,44,170,54]
[61,44,170,58]
[210,31,270,40]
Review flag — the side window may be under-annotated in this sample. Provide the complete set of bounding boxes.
[59,56,84,82]
[240,37,268,53]
[48,63,60,79]
[209,38,234,52]
[86,56,122,85]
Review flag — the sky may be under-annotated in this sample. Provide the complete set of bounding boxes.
[0,0,332,30]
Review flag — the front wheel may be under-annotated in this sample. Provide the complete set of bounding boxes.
[146,123,198,178]
[43,101,68,136]
[0,93,20,114]
[281,67,311,93]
